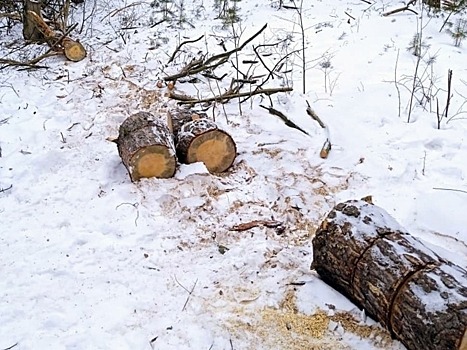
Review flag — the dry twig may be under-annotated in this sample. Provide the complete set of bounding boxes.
[259,104,309,135]
[164,24,267,82]
[167,35,204,64]
[382,0,417,16]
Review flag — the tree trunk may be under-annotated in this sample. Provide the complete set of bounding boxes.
[311,200,467,350]
[23,0,43,41]
[176,118,236,173]
[22,2,87,62]
[116,112,177,181]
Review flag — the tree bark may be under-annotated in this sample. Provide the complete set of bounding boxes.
[167,108,208,138]
[116,112,177,181]
[23,0,43,41]
[176,118,236,173]
[311,200,467,350]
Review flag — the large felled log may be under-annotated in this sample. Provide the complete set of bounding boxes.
[311,200,467,350]
[116,112,177,181]
[176,118,236,173]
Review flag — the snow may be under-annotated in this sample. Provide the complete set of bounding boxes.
[1,0,466,349]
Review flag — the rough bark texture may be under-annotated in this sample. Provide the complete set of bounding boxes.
[167,108,209,138]
[176,118,236,173]
[116,112,177,181]
[311,200,467,350]
[23,0,43,41]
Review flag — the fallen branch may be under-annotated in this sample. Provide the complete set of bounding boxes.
[230,220,283,231]
[169,86,292,105]
[27,11,86,61]
[0,184,13,193]
[167,34,204,64]
[260,104,309,136]
[1,342,18,350]
[306,101,332,159]
[164,24,267,82]
[433,187,467,194]
[382,0,417,16]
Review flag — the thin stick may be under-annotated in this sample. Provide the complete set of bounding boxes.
[444,69,453,120]
[0,184,13,193]
[306,101,326,128]
[394,49,401,118]
[167,35,204,64]
[174,276,198,311]
[163,24,267,82]
[433,187,467,194]
[382,1,418,17]
[2,343,18,350]
[260,104,309,135]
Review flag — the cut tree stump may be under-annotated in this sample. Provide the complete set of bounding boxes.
[116,112,177,181]
[176,118,236,173]
[311,200,467,350]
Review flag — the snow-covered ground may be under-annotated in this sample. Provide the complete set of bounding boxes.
[1,0,466,349]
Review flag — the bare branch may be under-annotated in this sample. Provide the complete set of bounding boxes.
[167,34,204,64]
[169,86,293,105]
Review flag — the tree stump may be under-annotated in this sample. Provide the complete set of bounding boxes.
[116,112,177,181]
[176,118,236,173]
[311,200,467,350]
[23,0,43,41]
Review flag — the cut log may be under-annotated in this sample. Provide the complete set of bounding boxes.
[167,108,208,137]
[24,8,87,62]
[311,200,467,350]
[176,118,236,173]
[62,38,87,62]
[116,112,177,181]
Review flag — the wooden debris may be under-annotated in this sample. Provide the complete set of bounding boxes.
[230,220,283,232]
[311,199,467,350]
[382,0,418,16]
[306,101,332,159]
[169,86,293,105]
[176,118,236,173]
[23,7,86,62]
[115,112,177,181]
[259,105,309,136]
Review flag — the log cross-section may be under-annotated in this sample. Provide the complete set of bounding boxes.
[311,200,467,350]
[116,112,177,181]
[176,118,236,173]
